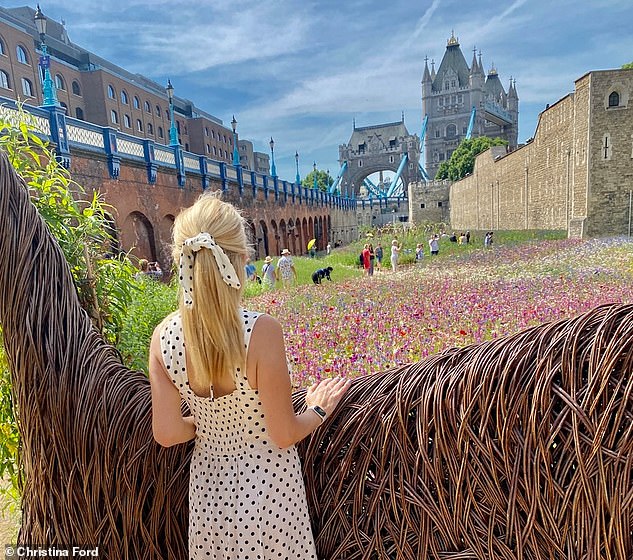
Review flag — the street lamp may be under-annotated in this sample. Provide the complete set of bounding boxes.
[295,151,301,185]
[33,5,58,107]
[313,161,318,190]
[231,115,239,166]
[269,137,277,177]
[166,79,179,147]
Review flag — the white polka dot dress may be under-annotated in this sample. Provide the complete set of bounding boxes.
[160,309,318,560]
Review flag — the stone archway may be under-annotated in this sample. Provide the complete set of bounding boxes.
[338,118,421,198]
[121,211,156,262]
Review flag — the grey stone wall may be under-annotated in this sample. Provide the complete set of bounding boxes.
[408,180,451,225]
[448,69,633,238]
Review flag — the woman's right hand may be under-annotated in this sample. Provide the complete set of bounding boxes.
[305,376,351,416]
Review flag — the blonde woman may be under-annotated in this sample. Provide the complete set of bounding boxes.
[148,192,350,559]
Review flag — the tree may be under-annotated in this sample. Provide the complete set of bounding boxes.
[302,168,333,192]
[435,137,508,181]
[622,61,633,69]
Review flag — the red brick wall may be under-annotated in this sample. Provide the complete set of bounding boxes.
[69,150,341,270]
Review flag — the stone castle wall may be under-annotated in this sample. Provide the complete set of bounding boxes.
[445,69,633,237]
[408,180,451,225]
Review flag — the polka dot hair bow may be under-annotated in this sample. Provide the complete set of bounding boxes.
[179,232,241,308]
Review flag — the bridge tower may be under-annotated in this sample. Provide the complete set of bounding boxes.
[337,115,421,198]
[422,32,519,179]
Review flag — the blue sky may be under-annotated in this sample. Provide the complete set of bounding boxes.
[6,0,633,180]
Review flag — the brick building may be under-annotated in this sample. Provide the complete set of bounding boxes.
[448,69,633,238]
[0,5,238,164]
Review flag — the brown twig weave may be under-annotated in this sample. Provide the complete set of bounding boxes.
[1,150,632,558]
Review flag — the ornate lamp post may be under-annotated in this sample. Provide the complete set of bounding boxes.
[33,5,58,107]
[269,137,277,177]
[295,151,301,185]
[231,115,240,166]
[166,79,179,147]
[313,161,318,190]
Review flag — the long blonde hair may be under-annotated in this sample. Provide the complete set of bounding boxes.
[171,192,248,393]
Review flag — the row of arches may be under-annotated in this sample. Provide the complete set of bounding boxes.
[249,214,331,260]
[109,210,332,273]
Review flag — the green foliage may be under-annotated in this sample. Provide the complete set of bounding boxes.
[118,277,178,372]
[302,168,333,192]
[435,137,507,181]
[0,330,19,513]
[622,62,633,69]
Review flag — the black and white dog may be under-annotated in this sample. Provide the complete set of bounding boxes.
[311,266,333,284]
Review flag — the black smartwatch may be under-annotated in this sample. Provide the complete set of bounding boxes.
[309,405,327,423]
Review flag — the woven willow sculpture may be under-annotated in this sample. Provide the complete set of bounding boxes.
[1,149,631,559]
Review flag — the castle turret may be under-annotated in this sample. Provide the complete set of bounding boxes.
[422,56,433,101]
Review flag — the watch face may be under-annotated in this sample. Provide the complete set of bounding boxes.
[313,405,326,418]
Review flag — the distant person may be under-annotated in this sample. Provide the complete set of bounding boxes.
[368,243,375,276]
[374,243,383,271]
[326,242,332,255]
[362,244,371,276]
[429,234,440,256]
[390,239,401,272]
[245,259,257,281]
[261,256,276,288]
[135,258,150,280]
[458,232,466,245]
[415,243,425,263]
[466,231,471,244]
[277,248,297,288]
[449,233,458,243]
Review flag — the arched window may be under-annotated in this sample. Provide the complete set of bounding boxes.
[446,124,457,137]
[147,123,153,135]
[136,119,143,132]
[54,74,65,90]
[107,84,115,99]
[21,77,33,97]
[144,100,151,113]
[133,96,140,109]
[75,107,84,120]
[0,37,5,55]
[72,80,81,96]
[110,109,118,124]
[206,144,210,153]
[0,70,10,90]
[120,90,129,104]
[185,143,189,151]
[16,45,28,64]
[155,104,161,117]
[124,114,131,128]
[158,126,164,139]
[608,91,620,107]
[59,102,68,113]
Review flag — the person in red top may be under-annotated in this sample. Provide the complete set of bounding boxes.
[362,243,372,276]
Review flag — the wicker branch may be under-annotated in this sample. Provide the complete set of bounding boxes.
[1,150,631,558]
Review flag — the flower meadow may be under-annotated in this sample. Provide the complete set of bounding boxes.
[247,237,633,388]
